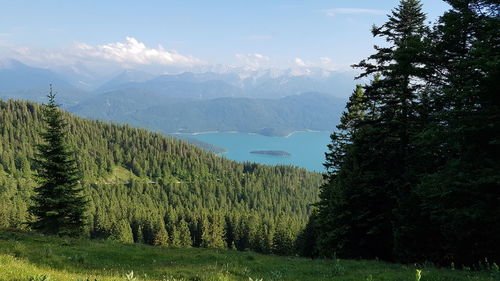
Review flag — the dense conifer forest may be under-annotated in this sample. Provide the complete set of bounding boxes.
[297,0,499,266]
[0,99,322,254]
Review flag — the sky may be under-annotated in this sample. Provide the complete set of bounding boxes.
[0,0,451,74]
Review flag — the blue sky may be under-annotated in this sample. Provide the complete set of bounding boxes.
[0,0,450,73]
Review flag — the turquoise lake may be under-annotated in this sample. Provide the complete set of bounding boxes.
[179,131,332,172]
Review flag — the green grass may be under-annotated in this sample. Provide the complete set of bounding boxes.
[0,229,496,281]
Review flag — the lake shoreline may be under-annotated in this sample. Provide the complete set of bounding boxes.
[171,129,330,138]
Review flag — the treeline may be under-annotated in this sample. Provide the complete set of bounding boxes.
[298,0,499,265]
[0,99,322,254]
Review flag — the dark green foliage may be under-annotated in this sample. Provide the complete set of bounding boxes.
[29,89,87,237]
[0,98,321,253]
[304,0,499,265]
[295,210,319,258]
[414,0,500,265]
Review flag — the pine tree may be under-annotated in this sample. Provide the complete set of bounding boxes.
[311,0,431,260]
[110,219,134,243]
[152,220,169,246]
[29,87,87,237]
[170,226,181,247]
[201,214,226,248]
[178,219,192,247]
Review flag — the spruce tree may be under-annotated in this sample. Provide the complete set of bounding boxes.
[110,219,134,243]
[201,214,226,248]
[152,220,169,246]
[29,87,87,237]
[170,226,181,247]
[178,219,192,247]
[311,0,431,260]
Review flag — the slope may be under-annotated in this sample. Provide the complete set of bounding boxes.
[0,99,322,253]
[0,230,494,281]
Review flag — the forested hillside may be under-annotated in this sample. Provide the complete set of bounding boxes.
[0,99,322,254]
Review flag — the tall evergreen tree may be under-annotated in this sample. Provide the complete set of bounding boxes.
[29,87,87,237]
[178,219,193,247]
[201,214,226,248]
[310,0,432,260]
[153,220,169,246]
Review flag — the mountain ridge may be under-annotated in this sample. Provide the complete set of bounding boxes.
[71,92,345,137]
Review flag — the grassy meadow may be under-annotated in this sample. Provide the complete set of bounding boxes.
[0,230,497,281]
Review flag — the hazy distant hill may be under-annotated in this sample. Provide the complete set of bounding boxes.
[0,59,96,107]
[95,69,156,92]
[71,92,345,136]
[100,77,244,100]
[0,59,71,90]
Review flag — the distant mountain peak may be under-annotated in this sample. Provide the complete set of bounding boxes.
[0,58,27,69]
[0,57,73,92]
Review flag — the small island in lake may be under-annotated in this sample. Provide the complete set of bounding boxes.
[250,150,291,157]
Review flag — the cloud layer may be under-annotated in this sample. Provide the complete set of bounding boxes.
[1,37,353,76]
[73,37,203,67]
[6,37,204,70]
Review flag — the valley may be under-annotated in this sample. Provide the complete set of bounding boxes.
[0,0,498,278]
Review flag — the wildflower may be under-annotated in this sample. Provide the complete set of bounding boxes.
[415,269,422,281]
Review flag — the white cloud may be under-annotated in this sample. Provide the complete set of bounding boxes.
[72,37,203,67]
[235,53,271,70]
[324,8,386,16]
[5,37,204,70]
[293,57,338,70]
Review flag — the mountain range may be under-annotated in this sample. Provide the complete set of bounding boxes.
[0,58,352,137]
